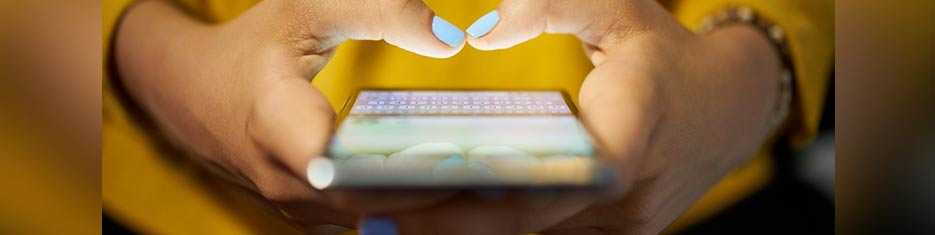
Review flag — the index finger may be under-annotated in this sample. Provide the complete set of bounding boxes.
[466,0,671,51]
[288,0,466,58]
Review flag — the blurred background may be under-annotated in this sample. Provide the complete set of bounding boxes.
[0,0,100,234]
[0,0,931,234]
[836,0,935,233]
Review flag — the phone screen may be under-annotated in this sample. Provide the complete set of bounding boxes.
[307,90,610,189]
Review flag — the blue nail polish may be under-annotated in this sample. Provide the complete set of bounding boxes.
[467,10,500,38]
[361,217,398,235]
[432,16,465,47]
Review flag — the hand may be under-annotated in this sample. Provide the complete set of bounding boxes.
[387,0,783,234]
[114,0,468,231]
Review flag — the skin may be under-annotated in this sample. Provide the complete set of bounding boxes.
[388,1,781,234]
[115,0,780,234]
[115,0,464,231]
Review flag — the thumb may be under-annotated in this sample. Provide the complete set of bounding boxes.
[247,75,457,213]
[466,0,666,51]
[578,60,661,195]
[248,77,334,180]
[289,0,466,58]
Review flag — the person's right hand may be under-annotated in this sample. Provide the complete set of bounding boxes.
[115,0,466,231]
[379,0,784,234]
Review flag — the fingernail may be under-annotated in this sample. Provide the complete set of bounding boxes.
[467,10,500,38]
[432,16,465,48]
[360,217,398,235]
[306,158,335,190]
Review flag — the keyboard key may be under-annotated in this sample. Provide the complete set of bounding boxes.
[351,91,572,115]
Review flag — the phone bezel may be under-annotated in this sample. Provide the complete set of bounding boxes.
[323,88,614,190]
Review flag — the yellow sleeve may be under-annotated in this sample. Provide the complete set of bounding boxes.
[103,0,301,234]
[102,0,133,52]
[659,1,832,232]
[171,0,258,22]
[670,0,834,148]
[103,0,256,47]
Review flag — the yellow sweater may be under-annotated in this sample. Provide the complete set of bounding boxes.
[102,0,832,234]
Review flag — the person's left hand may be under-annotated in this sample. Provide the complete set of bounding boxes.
[115,0,469,232]
[378,0,784,234]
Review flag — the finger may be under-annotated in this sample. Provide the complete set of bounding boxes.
[247,76,456,213]
[240,76,335,204]
[578,60,660,194]
[296,0,465,58]
[392,190,597,235]
[467,0,667,51]
[581,43,607,65]
[238,77,354,227]
[249,78,335,179]
[244,77,395,221]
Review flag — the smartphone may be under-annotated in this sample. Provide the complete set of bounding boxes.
[307,89,613,190]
